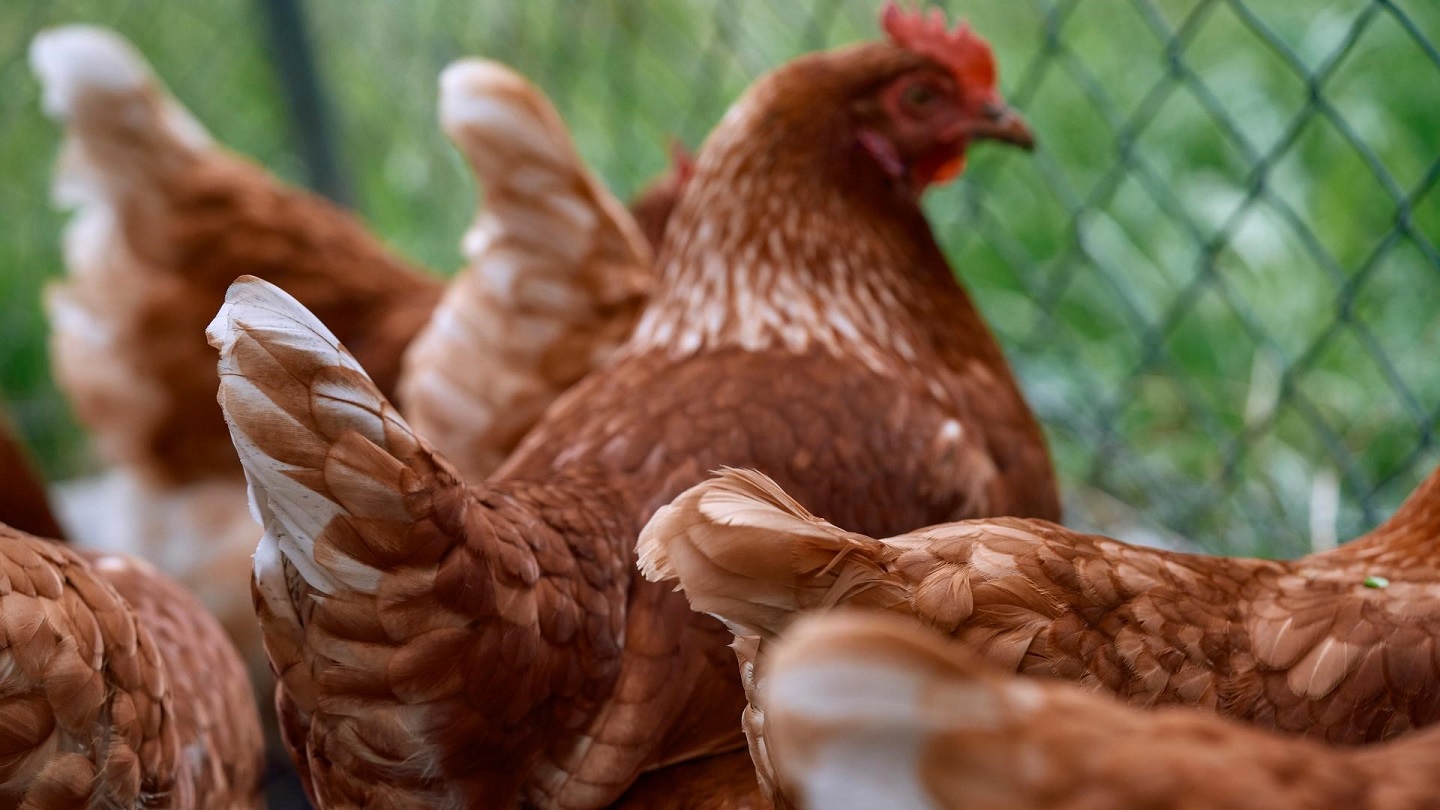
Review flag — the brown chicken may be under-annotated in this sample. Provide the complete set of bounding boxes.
[0,523,263,808]
[638,461,1440,803]
[31,24,442,489]
[211,4,1050,806]
[763,612,1440,810]
[0,411,64,540]
[396,59,655,480]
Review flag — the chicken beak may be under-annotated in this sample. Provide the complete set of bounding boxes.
[969,100,1036,151]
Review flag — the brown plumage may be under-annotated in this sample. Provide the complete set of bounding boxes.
[33,27,681,496]
[31,28,671,720]
[613,752,770,810]
[396,59,655,480]
[29,24,439,715]
[0,523,263,808]
[213,6,1050,806]
[763,612,1440,810]
[638,462,1440,803]
[0,411,64,540]
[31,25,441,489]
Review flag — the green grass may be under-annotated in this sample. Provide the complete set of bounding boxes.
[1,0,1437,557]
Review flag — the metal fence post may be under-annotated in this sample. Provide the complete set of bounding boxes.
[253,0,353,207]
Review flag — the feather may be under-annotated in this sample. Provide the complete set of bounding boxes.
[0,525,262,808]
[396,59,654,481]
[761,612,1440,810]
[640,460,1440,800]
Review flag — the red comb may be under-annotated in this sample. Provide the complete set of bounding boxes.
[881,1,997,90]
[667,139,697,185]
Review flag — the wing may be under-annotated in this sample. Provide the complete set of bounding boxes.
[397,59,653,480]
[1235,570,1440,743]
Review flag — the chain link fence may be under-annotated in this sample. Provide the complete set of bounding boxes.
[2,0,1437,559]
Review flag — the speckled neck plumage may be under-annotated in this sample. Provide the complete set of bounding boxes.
[624,52,995,379]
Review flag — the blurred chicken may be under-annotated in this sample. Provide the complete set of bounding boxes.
[640,461,1440,802]
[31,25,442,489]
[396,59,654,479]
[763,612,1440,810]
[0,522,263,808]
[212,4,1050,805]
[0,410,64,540]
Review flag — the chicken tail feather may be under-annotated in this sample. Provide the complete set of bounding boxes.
[396,59,652,479]
[209,276,456,617]
[636,468,904,640]
[30,25,212,204]
[31,25,228,483]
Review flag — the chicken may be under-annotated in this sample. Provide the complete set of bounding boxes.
[762,612,1440,810]
[211,4,1049,805]
[31,24,442,490]
[396,59,654,480]
[0,522,263,808]
[638,461,1440,801]
[0,410,64,540]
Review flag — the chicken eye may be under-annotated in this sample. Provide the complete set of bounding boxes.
[902,83,938,112]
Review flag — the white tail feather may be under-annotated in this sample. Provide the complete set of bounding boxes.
[398,58,652,479]
[30,24,212,154]
[209,277,410,616]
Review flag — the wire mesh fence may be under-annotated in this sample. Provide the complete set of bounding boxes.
[2,0,1437,559]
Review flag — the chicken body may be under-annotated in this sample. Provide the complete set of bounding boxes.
[763,612,1440,810]
[0,523,263,809]
[638,464,1440,803]
[213,10,1053,807]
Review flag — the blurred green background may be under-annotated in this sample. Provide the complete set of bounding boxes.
[1,0,1437,557]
